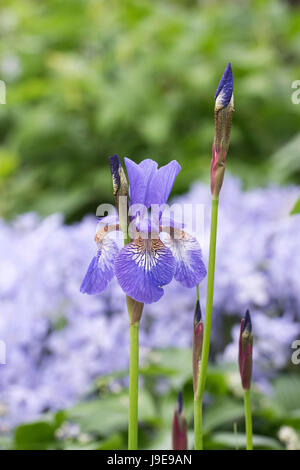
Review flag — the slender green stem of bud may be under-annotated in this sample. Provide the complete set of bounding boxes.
[193,285,204,449]
[128,320,139,450]
[194,198,219,450]
[244,389,253,450]
[194,396,203,450]
[198,198,218,394]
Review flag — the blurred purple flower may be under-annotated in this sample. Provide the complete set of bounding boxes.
[0,176,299,429]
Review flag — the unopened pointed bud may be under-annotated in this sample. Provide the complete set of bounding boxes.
[193,300,203,395]
[109,154,129,208]
[172,392,188,450]
[215,63,234,111]
[109,154,129,236]
[211,63,234,198]
[239,310,253,390]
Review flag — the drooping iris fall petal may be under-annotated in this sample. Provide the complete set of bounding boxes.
[80,237,119,295]
[115,236,175,303]
[160,230,207,288]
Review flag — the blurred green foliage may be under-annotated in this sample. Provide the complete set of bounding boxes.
[7,348,300,450]
[1,0,300,221]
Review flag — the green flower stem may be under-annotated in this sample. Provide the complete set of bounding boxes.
[128,321,139,450]
[194,394,203,450]
[193,283,203,450]
[244,389,253,450]
[196,284,200,301]
[194,197,219,450]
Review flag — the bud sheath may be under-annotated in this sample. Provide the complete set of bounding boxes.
[127,296,144,325]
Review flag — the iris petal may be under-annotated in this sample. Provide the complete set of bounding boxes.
[161,230,207,288]
[124,158,157,206]
[144,160,181,207]
[115,237,175,303]
[80,237,119,294]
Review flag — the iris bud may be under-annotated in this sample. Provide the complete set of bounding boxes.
[109,154,129,210]
[239,310,253,390]
[211,63,234,198]
[193,300,203,395]
[172,392,188,450]
[109,154,129,239]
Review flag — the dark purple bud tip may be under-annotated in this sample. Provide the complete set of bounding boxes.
[215,62,233,108]
[178,391,183,414]
[242,309,252,335]
[109,154,121,191]
[194,299,202,325]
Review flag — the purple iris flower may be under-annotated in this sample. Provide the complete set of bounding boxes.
[80,157,207,303]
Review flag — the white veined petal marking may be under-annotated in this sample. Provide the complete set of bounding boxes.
[97,237,119,271]
[130,237,165,272]
[159,227,207,288]
[165,231,197,265]
[160,228,194,262]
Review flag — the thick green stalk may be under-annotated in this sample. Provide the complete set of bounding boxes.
[244,389,253,450]
[194,197,219,450]
[128,322,139,450]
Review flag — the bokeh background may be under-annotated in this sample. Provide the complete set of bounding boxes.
[0,0,300,450]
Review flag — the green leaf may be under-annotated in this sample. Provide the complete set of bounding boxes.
[204,398,245,433]
[273,375,300,412]
[14,422,57,450]
[142,348,192,388]
[291,197,300,215]
[66,390,156,436]
[97,433,124,450]
[209,432,283,450]
[64,434,124,451]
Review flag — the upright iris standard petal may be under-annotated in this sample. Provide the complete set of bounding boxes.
[160,230,207,288]
[124,158,158,206]
[144,160,181,207]
[80,237,119,295]
[115,236,175,303]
